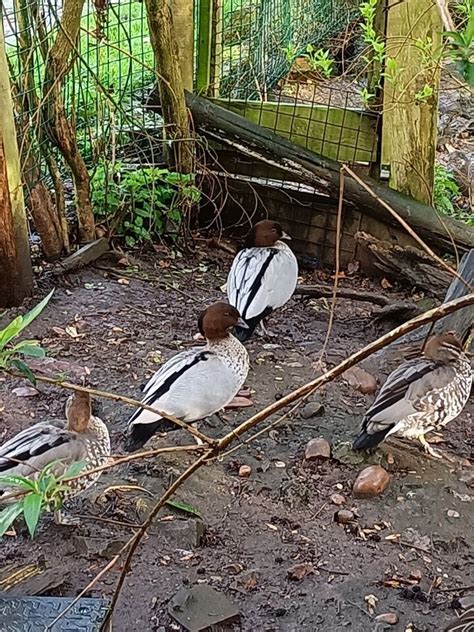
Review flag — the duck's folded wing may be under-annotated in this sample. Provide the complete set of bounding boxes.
[361,358,437,435]
[0,422,76,476]
[128,349,238,429]
[227,248,280,320]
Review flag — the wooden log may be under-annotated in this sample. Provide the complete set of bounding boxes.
[355,232,452,298]
[184,91,474,253]
[58,238,110,273]
[295,284,391,306]
[0,21,33,306]
[384,249,474,354]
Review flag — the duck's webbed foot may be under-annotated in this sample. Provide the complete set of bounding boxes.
[418,434,443,459]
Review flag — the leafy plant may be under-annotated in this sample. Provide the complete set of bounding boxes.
[0,461,85,538]
[91,162,201,247]
[433,165,461,215]
[303,45,334,78]
[415,84,434,102]
[360,0,386,64]
[444,8,474,86]
[282,41,298,65]
[0,290,54,384]
[358,86,376,107]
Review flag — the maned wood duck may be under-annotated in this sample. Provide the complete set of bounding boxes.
[227,219,298,341]
[353,332,472,457]
[0,391,110,524]
[126,302,250,451]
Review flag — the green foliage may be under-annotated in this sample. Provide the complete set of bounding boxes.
[0,291,54,383]
[444,8,474,86]
[282,41,299,65]
[360,0,385,64]
[433,165,471,225]
[91,162,201,247]
[303,45,334,77]
[415,84,434,102]
[0,461,86,538]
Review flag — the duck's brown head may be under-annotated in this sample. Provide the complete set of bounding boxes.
[198,302,247,341]
[424,332,464,363]
[65,391,92,432]
[245,220,291,248]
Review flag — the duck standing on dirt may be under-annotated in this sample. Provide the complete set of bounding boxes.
[226,219,298,342]
[0,391,110,524]
[352,332,472,458]
[126,302,250,451]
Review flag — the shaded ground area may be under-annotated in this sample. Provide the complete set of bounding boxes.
[0,248,472,631]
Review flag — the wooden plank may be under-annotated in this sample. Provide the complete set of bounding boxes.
[195,0,213,93]
[211,99,378,163]
[381,0,442,203]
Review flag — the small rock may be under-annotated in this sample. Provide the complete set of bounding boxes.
[334,509,355,524]
[239,465,252,478]
[459,471,474,488]
[73,536,128,560]
[375,613,399,625]
[447,509,460,518]
[225,396,254,409]
[158,519,206,549]
[402,528,431,552]
[342,366,377,395]
[409,569,422,581]
[300,401,324,419]
[169,584,239,631]
[330,493,346,506]
[353,465,390,499]
[305,438,331,461]
[12,386,39,398]
[287,562,314,581]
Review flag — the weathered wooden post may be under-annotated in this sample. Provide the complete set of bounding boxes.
[0,19,33,306]
[381,0,442,205]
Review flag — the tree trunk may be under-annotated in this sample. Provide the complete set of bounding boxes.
[144,0,194,175]
[184,91,474,254]
[41,0,95,242]
[0,22,33,306]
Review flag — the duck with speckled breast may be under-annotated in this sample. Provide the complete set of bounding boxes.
[125,302,250,451]
[226,219,298,342]
[0,391,110,525]
[353,332,472,458]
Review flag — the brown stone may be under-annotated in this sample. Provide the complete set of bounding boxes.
[334,510,355,524]
[374,612,399,625]
[330,493,346,506]
[343,366,377,395]
[353,465,390,499]
[238,465,252,478]
[305,438,331,461]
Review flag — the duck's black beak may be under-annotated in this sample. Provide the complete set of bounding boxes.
[236,317,249,329]
[281,230,292,240]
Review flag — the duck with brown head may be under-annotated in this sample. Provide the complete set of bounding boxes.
[353,332,472,457]
[126,302,250,451]
[0,391,110,525]
[226,219,298,342]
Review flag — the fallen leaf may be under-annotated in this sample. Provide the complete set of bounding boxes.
[287,562,314,581]
[65,325,80,339]
[117,278,130,285]
[343,366,377,395]
[224,396,254,409]
[12,386,39,397]
[381,277,392,289]
[242,572,258,591]
[365,593,378,615]
[165,499,201,518]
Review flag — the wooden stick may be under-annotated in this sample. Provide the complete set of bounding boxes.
[215,292,474,451]
[6,373,215,446]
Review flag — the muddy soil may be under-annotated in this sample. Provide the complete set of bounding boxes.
[0,249,472,631]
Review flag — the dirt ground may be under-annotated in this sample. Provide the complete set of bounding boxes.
[0,247,472,631]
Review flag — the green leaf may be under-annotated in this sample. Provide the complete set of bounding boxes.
[0,502,23,537]
[0,474,37,491]
[61,461,86,479]
[23,493,43,538]
[0,316,23,350]
[10,359,36,385]
[165,499,201,518]
[18,289,55,334]
[13,343,45,358]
